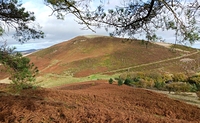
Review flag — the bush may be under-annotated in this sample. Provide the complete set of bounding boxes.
[162,73,173,82]
[188,75,200,91]
[132,77,140,82]
[190,84,198,92]
[118,79,123,86]
[119,73,127,80]
[137,79,147,88]
[127,72,137,79]
[154,81,165,90]
[172,73,188,82]
[147,72,163,83]
[108,78,114,84]
[145,78,155,88]
[124,78,132,85]
[136,72,146,79]
[114,77,120,81]
[166,82,191,93]
[179,83,191,92]
[188,75,200,84]
[196,83,200,91]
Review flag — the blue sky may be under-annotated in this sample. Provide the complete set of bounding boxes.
[2,0,200,51]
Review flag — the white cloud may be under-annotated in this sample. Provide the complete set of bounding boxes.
[4,0,109,51]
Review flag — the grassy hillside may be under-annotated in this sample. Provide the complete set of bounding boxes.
[28,35,198,78]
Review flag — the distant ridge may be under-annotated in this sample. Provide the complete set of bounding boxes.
[82,35,108,38]
[18,49,41,55]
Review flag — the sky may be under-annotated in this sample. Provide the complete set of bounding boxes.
[1,0,200,51]
[1,0,111,51]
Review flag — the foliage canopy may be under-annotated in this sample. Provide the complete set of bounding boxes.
[0,0,42,91]
[0,44,39,91]
[0,0,44,43]
[45,0,200,44]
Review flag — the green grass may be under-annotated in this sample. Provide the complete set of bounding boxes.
[35,75,88,88]
[88,74,119,80]
[35,73,120,88]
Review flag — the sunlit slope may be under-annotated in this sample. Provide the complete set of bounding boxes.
[28,35,197,77]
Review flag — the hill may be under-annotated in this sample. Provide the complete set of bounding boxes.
[27,35,198,78]
[1,36,200,122]
[0,80,200,122]
[17,49,40,55]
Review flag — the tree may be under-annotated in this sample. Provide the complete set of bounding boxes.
[0,44,39,91]
[0,0,44,43]
[0,0,43,90]
[45,0,200,44]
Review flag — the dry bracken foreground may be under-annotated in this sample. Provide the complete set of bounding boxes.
[0,80,200,123]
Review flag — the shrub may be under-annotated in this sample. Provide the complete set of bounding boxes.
[162,73,173,82]
[137,79,147,88]
[147,72,163,83]
[196,83,200,91]
[108,78,114,84]
[136,72,146,79]
[172,73,188,82]
[119,73,127,80]
[154,81,165,90]
[179,83,191,92]
[145,78,155,88]
[132,77,140,82]
[190,84,198,92]
[114,77,120,81]
[188,75,200,84]
[127,72,139,80]
[166,82,191,93]
[124,78,132,86]
[188,75,200,91]
[118,79,123,86]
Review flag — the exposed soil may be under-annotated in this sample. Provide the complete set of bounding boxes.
[0,80,200,123]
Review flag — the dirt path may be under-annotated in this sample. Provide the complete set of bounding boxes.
[0,78,11,84]
[147,89,200,108]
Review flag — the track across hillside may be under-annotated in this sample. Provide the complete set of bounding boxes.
[102,50,199,74]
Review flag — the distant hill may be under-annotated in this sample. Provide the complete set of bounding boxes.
[27,35,200,77]
[19,49,41,55]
